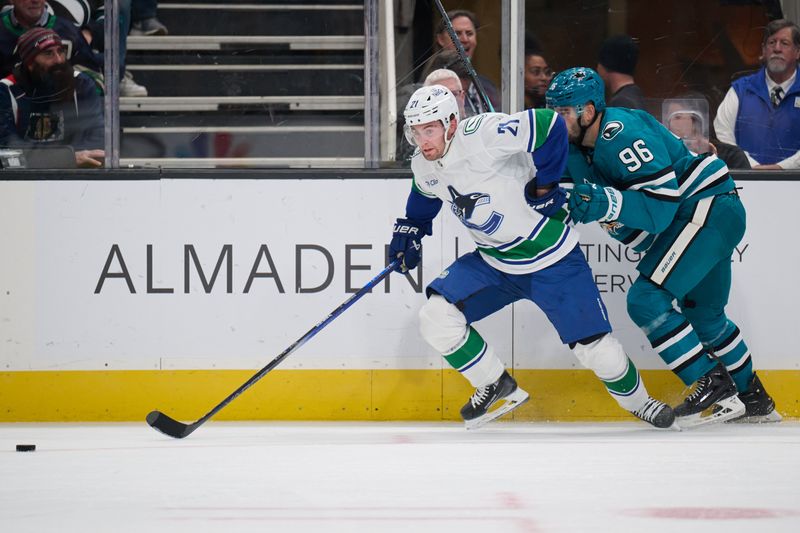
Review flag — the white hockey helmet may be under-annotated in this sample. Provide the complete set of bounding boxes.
[403,84,460,147]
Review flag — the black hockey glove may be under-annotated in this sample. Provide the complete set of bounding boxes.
[389,218,430,272]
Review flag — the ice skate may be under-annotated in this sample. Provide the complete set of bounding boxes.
[674,360,745,429]
[461,371,529,430]
[724,372,782,424]
[632,397,678,430]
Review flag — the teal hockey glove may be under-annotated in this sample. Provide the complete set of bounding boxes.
[568,183,623,223]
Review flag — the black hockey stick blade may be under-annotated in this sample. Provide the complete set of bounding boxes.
[145,259,401,439]
[146,410,197,439]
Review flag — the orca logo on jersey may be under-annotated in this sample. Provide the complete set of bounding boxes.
[448,186,490,220]
[447,186,504,235]
[601,121,624,141]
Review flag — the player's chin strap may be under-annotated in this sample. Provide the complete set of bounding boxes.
[576,107,602,148]
[442,115,458,157]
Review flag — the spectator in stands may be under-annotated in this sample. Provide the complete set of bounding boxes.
[0,27,104,167]
[714,19,800,170]
[423,50,475,112]
[424,68,466,119]
[130,0,167,36]
[524,48,552,109]
[44,1,105,46]
[47,0,148,96]
[0,0,102,82]
[663,97,750,170]
[433,9,500,112]
[597,34,646,109]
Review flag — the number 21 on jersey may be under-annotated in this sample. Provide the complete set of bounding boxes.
[618,139,653,172]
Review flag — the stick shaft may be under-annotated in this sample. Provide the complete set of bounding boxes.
[433,0,494,113]
[149,259,400,437]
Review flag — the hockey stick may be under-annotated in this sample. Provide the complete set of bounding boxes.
[146,258,401,439]
[433,0,494,112]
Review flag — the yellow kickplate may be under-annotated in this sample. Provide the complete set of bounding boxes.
[1,368,797,422]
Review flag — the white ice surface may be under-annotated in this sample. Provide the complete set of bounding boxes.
[2,421,799,533]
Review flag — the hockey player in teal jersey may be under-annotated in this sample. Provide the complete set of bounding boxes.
[545,67,780,426]
[387,84,677,430]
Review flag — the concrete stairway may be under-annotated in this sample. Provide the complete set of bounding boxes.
[121,1,366,167]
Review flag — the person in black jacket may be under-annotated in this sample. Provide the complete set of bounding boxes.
[0,0,103,80]
[597,34,646,110]
[0,27,104,167]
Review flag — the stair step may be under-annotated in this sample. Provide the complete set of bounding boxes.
[123,126,364,133]
[125,53,363,66]
[120,95,365,112]
[120,112,363,128]
[122,0,368,165]
[154,4,362,37]
[161,0,361,4]
[120,157,365,168]
[127,64,363,71]
[160,2,363,8]
[120,127,364,158]
[121,111,361,125]
[127,35,365,51]
[126,66,363,97]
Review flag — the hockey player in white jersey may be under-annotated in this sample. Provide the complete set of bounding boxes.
[388,85,676,429]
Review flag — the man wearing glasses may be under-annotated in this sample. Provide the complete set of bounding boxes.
[714,19,800,170]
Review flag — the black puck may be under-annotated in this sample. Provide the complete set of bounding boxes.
[16,444,36,452]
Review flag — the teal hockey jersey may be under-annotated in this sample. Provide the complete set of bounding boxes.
[565,107,734,252]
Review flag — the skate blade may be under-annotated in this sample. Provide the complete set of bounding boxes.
[727,409,783,424]
[676,395,746,430]
[464,388,530,430]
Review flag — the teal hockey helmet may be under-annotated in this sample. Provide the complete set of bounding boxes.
[545,67,606,115]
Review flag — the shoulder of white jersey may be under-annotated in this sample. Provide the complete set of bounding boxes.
[460,108,560,152]
[409,158,439,198]
[457,112,497,136]
[456,111,536,144]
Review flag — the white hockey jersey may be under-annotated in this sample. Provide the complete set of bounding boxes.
[409,109,578,275]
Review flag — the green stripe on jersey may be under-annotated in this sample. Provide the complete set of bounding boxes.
[531,109,558,151]
[411,178,437,198]
[443,327,486,370]
[480,218,567,263]
[603,358,640,395]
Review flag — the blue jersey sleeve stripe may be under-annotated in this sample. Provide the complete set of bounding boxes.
[406,188,442,222]
[527,108,536,153]
[531,114,568,186]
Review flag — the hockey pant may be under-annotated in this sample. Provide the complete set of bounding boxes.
[628,193,753,390]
